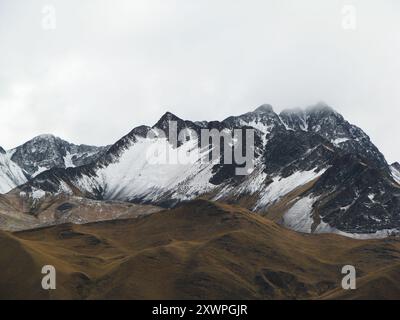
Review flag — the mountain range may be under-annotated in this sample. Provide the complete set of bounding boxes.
[1,103,400,238]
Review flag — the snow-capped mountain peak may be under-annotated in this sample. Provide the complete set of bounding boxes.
[0,135,109,194]
[223,104,284,137]
[9,134,108,177]
[253,104,274,114]
[279,104,387,169]
[154,111,186,132]
[2,104,400,238]
[31,133,57,140]
[391,162,400,184]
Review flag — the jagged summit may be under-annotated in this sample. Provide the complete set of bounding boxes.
[128,125,151,137]
[27,134,65,145]
[245,102,340,122]
[32,133,57,139]
[161,111,178,119]
[8,134,108,177]
[152,102,338,132]
[158,111,180,119]
[153,111,183,128]
[253,104,274,114]
[1,103,399,237]
[222,104,283,133]
[151,111,202,148]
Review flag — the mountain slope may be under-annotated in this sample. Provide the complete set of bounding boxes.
[10,104,400,236]
[279,103,388,169]
[2,200,400,300]
[10,134,108,177]
[0,231,52,299]
[0,136,108,194]
[391,162,400,184]
[0,150,28,193]
[0,191,161,232]
[280,153,400,236]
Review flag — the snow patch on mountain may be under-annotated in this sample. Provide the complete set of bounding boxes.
[63,152,76,168]
[237,167,268,194]
[32,166,48,178]
[254,168,326,210]
[31,188,46,200]
[90,137,214,202]
[332,137,350,146]
[283,195,317,233]
[242,119,274,135]
[0,152,28,193]
[283,195,400,239]
[314,221,399,239]
[391,164,400,184]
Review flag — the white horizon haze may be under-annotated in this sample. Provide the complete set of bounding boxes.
[0,0,399,163]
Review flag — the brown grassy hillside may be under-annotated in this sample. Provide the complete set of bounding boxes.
[1,199,400,300]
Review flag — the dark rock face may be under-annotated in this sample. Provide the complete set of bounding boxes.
[101,125,151,164]
[20,165,103,200]
[223,105,286,134]
[0,147,5,154]
[310,154,400,233]
[279,108,309,131]
[10,134,108,177]
[262,130,335,176]
[153,112,202,148]
[12,103,400,235]
[279,103,388,170]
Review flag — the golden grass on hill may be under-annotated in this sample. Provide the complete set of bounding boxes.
[1,199,400,300]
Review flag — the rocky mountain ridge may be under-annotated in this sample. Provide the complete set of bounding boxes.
[0,135,108,193]
[1,103,399,237]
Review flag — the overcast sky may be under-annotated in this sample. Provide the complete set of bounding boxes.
[0,0,399,162]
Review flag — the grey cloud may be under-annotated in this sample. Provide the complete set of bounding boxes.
[0,0,399,162]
